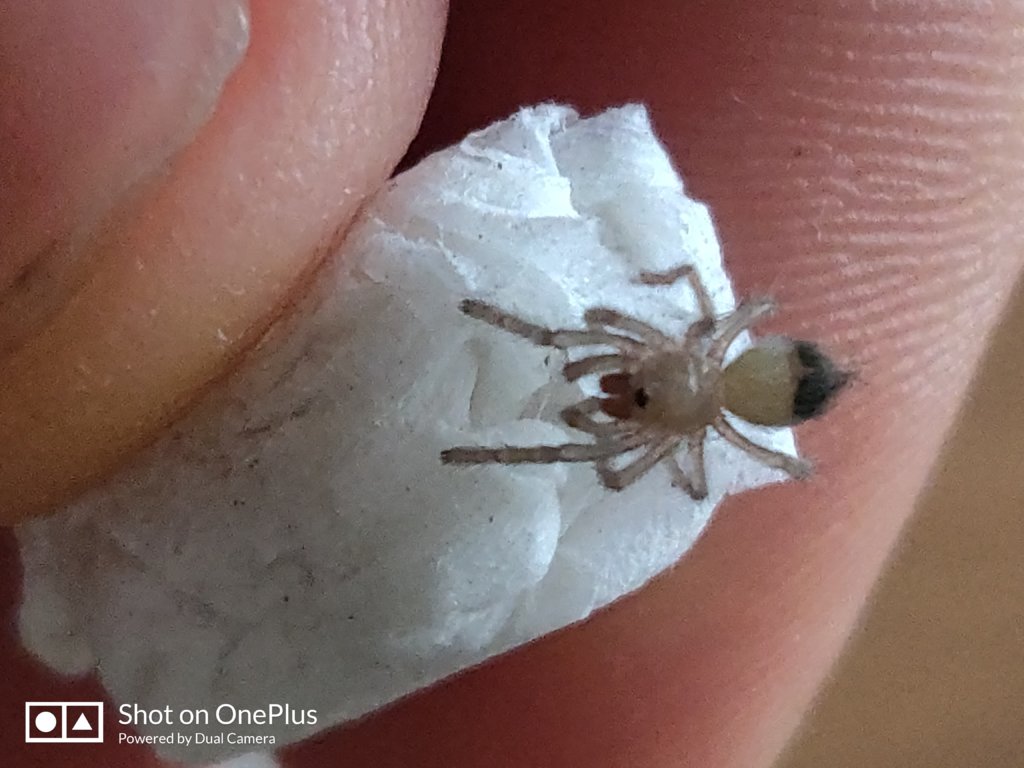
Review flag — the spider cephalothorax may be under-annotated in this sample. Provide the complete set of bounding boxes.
[441,263,849,499]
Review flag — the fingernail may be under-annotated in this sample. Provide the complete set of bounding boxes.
[0,0,250,351]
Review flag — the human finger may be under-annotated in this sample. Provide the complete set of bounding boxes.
[288,2,1024,767]
[0,0,447,523]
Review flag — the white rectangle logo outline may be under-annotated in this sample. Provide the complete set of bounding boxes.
[25,701,104,743]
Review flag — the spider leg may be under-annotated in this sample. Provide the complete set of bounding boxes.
[635,263,715,321]
[441,433,644,466]
[460,300,643,354]
[561,398,632,437]
[668,431,708,500]
[563,354,628,382]
[712,417,812,478]
[684,317,716,345]
[596,435,681,491]
[584,308,672,347]
[707,297,776,364]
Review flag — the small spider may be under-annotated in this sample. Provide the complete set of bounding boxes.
[440,263,850,500]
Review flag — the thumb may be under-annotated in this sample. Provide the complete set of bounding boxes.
[0,0,249,350]
[0,0,447,524]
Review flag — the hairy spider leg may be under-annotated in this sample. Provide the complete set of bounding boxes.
[707,297,776,364]
[560,397,633,437]
[684,316,716,344]
[669,432,708,500]
[712,416,811,478]
[596,434,681,490]
[563,354,630,382]
[583,307,673,347]
[441,432,647,466]
[635,263,715,321]
[459,300,644,355]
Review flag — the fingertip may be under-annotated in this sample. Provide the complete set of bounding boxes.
[317,2,1024,767]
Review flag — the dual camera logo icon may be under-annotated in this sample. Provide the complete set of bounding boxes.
[25,702,104,743]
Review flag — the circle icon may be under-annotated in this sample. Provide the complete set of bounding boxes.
[34,710,58,733]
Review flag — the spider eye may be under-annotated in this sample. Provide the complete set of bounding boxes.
[633,388,649,408]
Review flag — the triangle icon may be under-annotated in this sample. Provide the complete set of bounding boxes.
[72,713,92,731]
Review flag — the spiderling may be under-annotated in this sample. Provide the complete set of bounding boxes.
[441,263,850,499]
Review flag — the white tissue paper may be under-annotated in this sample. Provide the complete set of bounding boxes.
[16,104,797,763]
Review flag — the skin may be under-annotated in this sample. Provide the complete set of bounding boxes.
[3,1,1024,767]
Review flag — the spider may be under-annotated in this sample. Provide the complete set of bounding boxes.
[440,263,850,500]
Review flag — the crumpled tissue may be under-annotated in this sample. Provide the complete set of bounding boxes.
[16,104,797,762]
